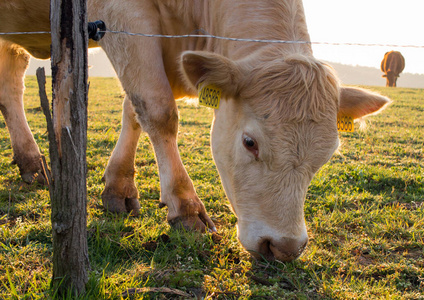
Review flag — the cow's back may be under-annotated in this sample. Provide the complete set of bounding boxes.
[381,51,405,76]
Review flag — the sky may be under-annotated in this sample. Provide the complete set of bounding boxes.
[28,0,424,76]
[303,0,424,74]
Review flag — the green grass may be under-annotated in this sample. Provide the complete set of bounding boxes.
[0,77,423,299]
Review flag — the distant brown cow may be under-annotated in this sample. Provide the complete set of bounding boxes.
[381,51,405,87]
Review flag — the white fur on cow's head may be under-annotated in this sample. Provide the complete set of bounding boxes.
[181,50,390,262]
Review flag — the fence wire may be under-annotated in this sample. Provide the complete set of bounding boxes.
[1,29,424,49]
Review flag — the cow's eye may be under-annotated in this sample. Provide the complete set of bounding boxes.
[242,134,259,158]
[244,137,255,148]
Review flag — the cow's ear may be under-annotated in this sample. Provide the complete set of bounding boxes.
[181,51,243,96]
[338,87,391,119]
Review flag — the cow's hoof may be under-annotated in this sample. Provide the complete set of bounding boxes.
[21,170,48,185]
[167,198,216,233]
[101,188,140,216]
[13,155,50,186]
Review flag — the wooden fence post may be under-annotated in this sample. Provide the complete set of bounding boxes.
[43,0,89,295]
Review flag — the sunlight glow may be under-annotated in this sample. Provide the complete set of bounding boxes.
[303,0,424,74]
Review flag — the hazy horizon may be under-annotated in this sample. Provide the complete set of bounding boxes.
[27,50,424,89]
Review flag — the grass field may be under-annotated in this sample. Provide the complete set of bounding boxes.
[0,76,423,299]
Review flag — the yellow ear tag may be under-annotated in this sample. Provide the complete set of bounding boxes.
[337,115,354,132]
[198,83,222,109]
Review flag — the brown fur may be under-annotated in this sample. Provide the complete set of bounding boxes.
[380,51,405,87]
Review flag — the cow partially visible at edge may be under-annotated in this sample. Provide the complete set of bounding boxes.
[381,51,405,87]
[0,0,390,262]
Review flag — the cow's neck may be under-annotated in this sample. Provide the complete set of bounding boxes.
[153,0,312,60]
[206,0,312,60]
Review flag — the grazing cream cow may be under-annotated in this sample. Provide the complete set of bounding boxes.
[0,0,390,261]
[381,51,405,87]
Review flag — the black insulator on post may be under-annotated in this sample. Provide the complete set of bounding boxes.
[88,20,106,41]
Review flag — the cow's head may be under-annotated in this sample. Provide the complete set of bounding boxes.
[383,71,398,87]
[181,50,390,262]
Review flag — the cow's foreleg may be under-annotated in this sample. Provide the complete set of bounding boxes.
[0,41,46,184]
[134,91,215,232]
[100,25,215,230]
[101,96,141,215]
[140,94,215,232]
[102,91,215,231]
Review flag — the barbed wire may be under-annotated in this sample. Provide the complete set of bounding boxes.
[1,29,424,49]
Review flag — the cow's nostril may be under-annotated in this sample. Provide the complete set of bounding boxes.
[258,239,275,261]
